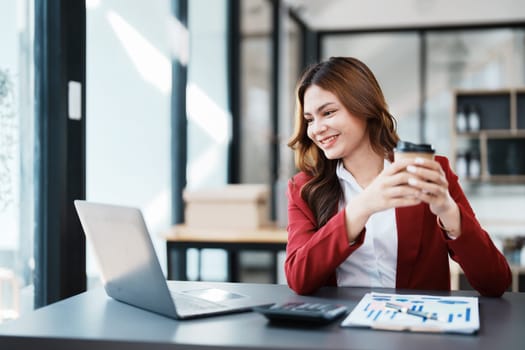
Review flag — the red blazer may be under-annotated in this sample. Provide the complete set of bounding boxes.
[285,156,511,297]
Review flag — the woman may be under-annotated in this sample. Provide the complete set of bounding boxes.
[285,56,511,297]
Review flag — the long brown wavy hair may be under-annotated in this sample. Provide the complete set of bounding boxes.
[288,57,399,229]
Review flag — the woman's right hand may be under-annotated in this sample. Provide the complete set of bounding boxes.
[344,158,421,242]
[360,158,424,213]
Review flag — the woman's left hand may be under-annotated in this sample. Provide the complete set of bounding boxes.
[404,157,462,237]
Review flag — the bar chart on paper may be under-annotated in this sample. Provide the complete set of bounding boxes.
[341,292,479,334]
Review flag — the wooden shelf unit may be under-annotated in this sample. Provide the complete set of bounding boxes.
[452,89,525,182]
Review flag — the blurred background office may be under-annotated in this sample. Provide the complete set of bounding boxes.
[1,0,525,322]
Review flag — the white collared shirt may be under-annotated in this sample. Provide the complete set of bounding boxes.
[335,160,398,288]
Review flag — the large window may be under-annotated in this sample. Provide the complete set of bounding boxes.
[86,0,233,284]
[86,0,173,287]
[0,0,35,321]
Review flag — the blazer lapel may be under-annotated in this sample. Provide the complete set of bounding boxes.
[395,204,425,288]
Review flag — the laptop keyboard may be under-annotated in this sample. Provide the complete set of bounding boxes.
[170,291,227,314]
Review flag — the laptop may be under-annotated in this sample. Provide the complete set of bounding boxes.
[74,200,272,320]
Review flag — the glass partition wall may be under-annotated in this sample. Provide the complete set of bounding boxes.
[425,29,525,271]
[321,28,525,156]
[426,29,525,159]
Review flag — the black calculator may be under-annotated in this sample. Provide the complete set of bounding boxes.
[253,302,348,324]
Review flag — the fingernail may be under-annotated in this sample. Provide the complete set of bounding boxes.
[408,178,418,186]
[414,157,425,164]
[407,165,417,173]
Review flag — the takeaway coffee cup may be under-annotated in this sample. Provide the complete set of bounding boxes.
[394,141,435,161]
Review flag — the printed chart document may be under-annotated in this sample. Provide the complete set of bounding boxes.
[341,292,479,334]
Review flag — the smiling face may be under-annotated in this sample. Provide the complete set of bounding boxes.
[289,57,400,174]
[303,84,370,163]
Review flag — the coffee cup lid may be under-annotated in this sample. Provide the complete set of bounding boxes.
[395,141,435,153]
